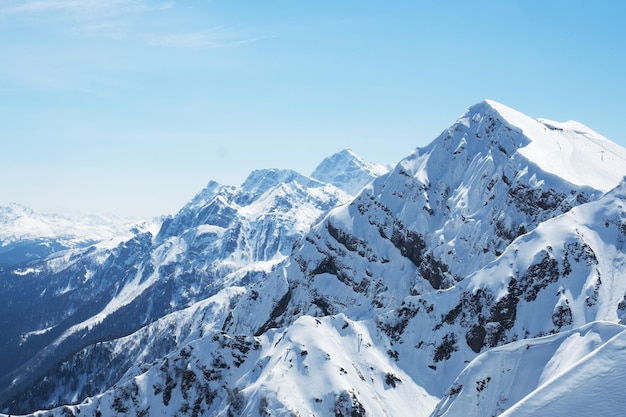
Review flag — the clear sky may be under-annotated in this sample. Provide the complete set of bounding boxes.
[1,1,625,218]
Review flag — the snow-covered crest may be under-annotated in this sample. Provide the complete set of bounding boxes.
[481,100,626,192]
[311,148,390,195]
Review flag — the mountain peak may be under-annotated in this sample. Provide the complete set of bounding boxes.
[444,100,626,192]
[311,148,389,195]
[461,99,538,133]
[241,168,308,188]
[473,98,516,113]
[185,180,225,210]
[236,168,320,205]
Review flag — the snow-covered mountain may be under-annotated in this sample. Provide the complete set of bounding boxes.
[310,148,390,195]
[213,100,626,413]
[3,102,626,417]
[0,203,143,266]
[0,150,382,413]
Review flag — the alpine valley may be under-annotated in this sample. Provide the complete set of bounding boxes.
[2,101,626,417]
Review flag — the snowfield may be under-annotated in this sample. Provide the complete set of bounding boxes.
[433,321,626,417]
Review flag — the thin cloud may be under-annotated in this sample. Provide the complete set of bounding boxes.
[0,0,172,15]
[1,1,267,48]
[0,0,90,13]
[144,27,269,49]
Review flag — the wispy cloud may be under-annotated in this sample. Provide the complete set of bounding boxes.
[0,0,267,49]
[0,0,173,40]
[144,26,269,49]
[0,0,172,15]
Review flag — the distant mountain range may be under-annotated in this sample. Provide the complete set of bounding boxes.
[0,204,150,267]
[2,100,626,417]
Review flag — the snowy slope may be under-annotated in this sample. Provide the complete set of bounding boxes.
[432,321,626,417]
[236,99,626,333]
[499,326,626,417]
[282,99,623,302]
[3,101,626,417]
[468,101,626,193]
[219,174,626,404]
[19,312,437,417]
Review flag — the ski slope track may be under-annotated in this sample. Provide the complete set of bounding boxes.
[2,101,626,416]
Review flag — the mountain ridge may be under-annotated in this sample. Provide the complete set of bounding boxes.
[311,148,390,195]
[0,203,148,267]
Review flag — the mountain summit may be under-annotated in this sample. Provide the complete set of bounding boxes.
[311,148,390,194]
[472,100,626,191]
[2,101,626,417]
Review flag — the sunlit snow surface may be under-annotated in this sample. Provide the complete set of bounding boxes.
[486,100,626,192]
[433,322,626,417]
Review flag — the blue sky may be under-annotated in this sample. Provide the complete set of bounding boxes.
[1,1,625,217]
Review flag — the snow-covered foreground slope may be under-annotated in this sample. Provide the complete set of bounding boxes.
[25,311,437,417]
[499,325,626,417]
[432,322,626,417]
[3,101,626,417]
